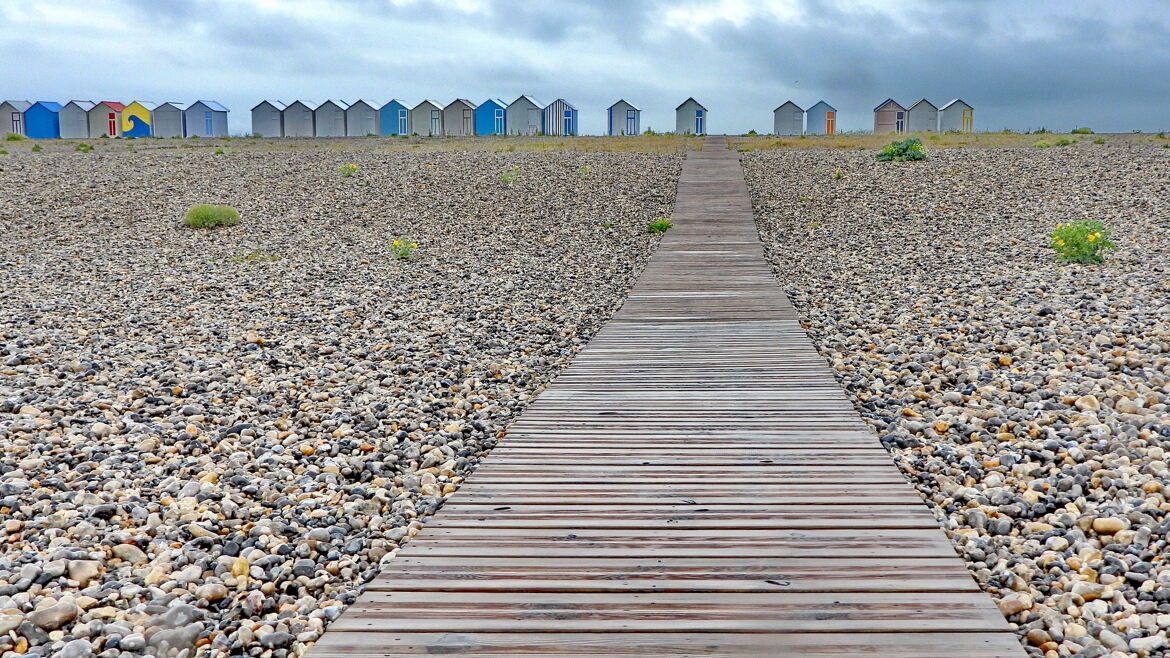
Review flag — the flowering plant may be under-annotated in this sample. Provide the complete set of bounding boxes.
[1049,221,1116,264]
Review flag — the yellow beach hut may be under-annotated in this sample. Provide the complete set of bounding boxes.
[122,101,157,137]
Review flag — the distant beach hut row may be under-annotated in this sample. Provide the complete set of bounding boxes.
[873,98,973,134]
[0,100,229,138]
[772,101,839,135]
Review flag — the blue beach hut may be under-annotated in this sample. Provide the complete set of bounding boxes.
[379,99,410,136]
[24,101,62,139]
[474,98,507,136]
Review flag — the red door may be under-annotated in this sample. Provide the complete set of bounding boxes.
[108,113,116,136]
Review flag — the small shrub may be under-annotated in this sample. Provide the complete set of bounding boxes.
[5,133,26,141]
[1156,132,1166,139]
[214,148,225,155]
[388,239,417,260]
[1049,221,1116,264]
[744,129,758,136]
[31,144,42,152]
[338,163,358,177]
[599,221,614,229]
[1071,127,1094,134]
[928,134,940,141]
[875,137,926,162]
[834,170,844,179]
[75,142,93,152]
[736,147,753,153]
[184,204,240,228]
[0,150,7,155]
[1034,140,1052,148]
[1093,138,1107,145]
[500,165,520,184]
[807,220,822,230]
[646,218,672,234]
[579,164,592,180]
[1054,137,1075,147]
[231,248,278,262]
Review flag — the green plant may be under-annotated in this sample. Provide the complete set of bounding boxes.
[338,163,358,177]
[1048,221,1116,264]
[875,137,926,162]
[1156,132,1166,139]
[5,133,26,141]
[744,129,758,136]
[928,134,940,141]
[184,204,240,228]
[1054,137,1075,147]
[834,170,844,179]
[1071,127,1094,134]
[579,164,592,180]
[388,238,417,260]
[798,196,810,202]
[0,150,7,155]
[1034,140,1052,148]
[1093,138,1107,144]
[807,220,822,230]
[599,221,614,228]
[646,218,672,234]
[500,165,520,184]
[214,148,225,155]
[231,248,278,262]
[75,142,93,152]
[31,144,42,152]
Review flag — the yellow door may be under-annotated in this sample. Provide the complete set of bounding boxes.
[962,109,973,132]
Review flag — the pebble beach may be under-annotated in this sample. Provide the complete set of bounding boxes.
[745,142,1170,657]
[0,144,681,657]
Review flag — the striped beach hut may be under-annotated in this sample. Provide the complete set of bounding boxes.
[152,102,185,137]
[443,99,477,137]
[283,101,316,137]
[607,99,640,136]
[345,100,378,136]
[59,101,94,139]
[773,101,804,136]
[939,99,974,133]
[805,101,837,135]
[185,101,229,137]
[379,100,410,136]
[251,100,285,137]
[873,98,907,134]
[542,99,578,136]
[505,95,543,136]
[122,101,156,137]
[410,100,444,137]
[474,98,507,136]
[88,101,125,138]
[906,99,938,133]
[0,101,31,136]
[23,101,62,139]
[675,98,707,135]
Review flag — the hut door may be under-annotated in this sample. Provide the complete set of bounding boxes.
[430,110,441,135]
[527,108,539,135]
[204,112,213,135]
[563,110,573,136]
[695,110,705,135]
[826,112,836,135]
[463,109,473,135]
[626,109,636,135]
[108,113,117,136]
[895,111,905,132]
[494,109,504,134]
[398,110,408,134]
[962,109,973,132]
[11,112,21,134]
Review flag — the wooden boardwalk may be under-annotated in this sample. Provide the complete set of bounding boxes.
[310,137,1022,656]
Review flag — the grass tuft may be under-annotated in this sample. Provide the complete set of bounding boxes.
[5,133,26,141]
[646,218,672,234]
[184,204,240,228]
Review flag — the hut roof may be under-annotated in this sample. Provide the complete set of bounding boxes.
[190,100,230,112]
[608,99,640,111]
[3,100,32,111]
[32,101,63,112]
[873,98,905,112]
[676,97,706,111]
[773,101,803,112]
[97,101,127,112]
[509,95,543,108]
[67,101,96,111]
[251,100,287,111]
[939,98,972,110]
[545,98,576,110]
[908,98,937,111]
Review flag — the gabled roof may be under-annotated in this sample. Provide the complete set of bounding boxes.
[251,100,287,111]
[479,98,507,108]
[64,100,96,111]
[939,98,972,111]
[544,98,576,110]
[380,99,409,109]
[676,97,706,111]
[31,101,63,112]
[190,100,230,112]
[155,101,184,111]
[286,100,317,110]
[347,99,380,110]
[1,101,32,112]
[129,101,159,111]
[445,98,478,110]
[413,99,443,110]
[508,95,543,108]
[907,98,936,111]
[807,100,836,111]
[608,99,640,111]
[873,98,905,112]
[94,101,126,112]
[314,100,348,111]
[773,100,803,112]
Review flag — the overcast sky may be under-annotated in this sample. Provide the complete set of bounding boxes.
[3,0,1168,136]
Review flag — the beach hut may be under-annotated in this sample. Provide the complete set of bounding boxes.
[542,99,578,136]
[443,99,477,137]
[939,99,974,133]
[873,98,907,134]
[675,98,707,135]
[88,101,125,138]
[805,101,836,135]
[23,101,62,139]
[184,101,229,137]
[607,100,640,136]
[345,100,378,136]
[121,101,156,137]
[410,100,444,137]
[152,102,185,137]
[283,101,316,137]
[250,100,285,137]
[773,101,804,136]
[312,100,347,137]
[906,99,938,133]
[505,95,543,136]
[0,101,31,136]
[474,98,507,136]
[59,101,94,138]
[379,100,410,136]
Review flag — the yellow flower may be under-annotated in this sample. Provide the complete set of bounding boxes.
[410,243,418,248]
[1056,223,1064,229]
[393,240,400,247]
[1057,240,1065,246]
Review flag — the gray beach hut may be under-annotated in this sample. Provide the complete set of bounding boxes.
[410,100,444,136]
[873,98,907,134]
[345,100,379,136]
[251,100,285,137]
[59,101,94,139]
[283,101,316,137]
[442,99,477,137]
[939,99,974,133]
[153,102,185,137]
[607,99,640,136]
[805,101,836,135]
[185,101,229,137]
[506,95,543,136]
[313,100,347,137]
[88,101,125,138]
[675,98,707,135]
[906,99,938,133]
[773,101,804,136]
[1,101,31,136]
